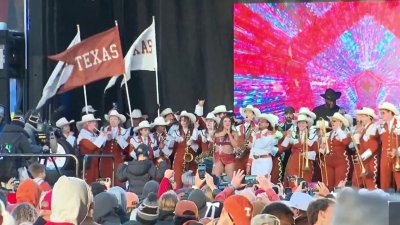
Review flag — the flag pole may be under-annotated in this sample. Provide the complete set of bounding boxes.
[153,16,160,116]
[77,24,89,115]
[114,20,134,126]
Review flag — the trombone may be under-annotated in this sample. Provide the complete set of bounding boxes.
[347,127,368,184]
[301,128,310,178]
[318,118,329,186]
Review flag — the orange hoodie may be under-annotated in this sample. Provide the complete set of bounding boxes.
[16,179,42,208]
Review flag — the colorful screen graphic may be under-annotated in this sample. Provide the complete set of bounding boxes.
[234,1,400,119]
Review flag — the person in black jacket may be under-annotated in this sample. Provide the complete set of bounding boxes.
[312,88,342,122]
[117,144,166,198]
[0,114,34,182]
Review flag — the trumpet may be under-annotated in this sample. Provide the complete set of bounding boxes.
[183,130,194,170]
[394,133,400,171]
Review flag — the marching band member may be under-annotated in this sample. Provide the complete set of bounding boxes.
[199,113,219,153]
[130,120,160,162]
[319,112,351,191]
[77,114,107,183]
[279,114,316,187]
[275,106,296,183]
[235,105,260,171]
[151,116,172,167]
[101,109,130,186]
[378,102,400,190]
[126,109,148,136]
[55,117,76,148]
[168,111,200,188]
[213,116,239,178]
[247,113,281,176]
[351,107,379,189]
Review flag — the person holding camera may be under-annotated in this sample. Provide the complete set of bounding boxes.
[247,113,281,176]
[117,144,166,197]
[0,114,35,182]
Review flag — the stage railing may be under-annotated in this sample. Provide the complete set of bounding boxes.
[82,154,115,186]
[0,153,80,177]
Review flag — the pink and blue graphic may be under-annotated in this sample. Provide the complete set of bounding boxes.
[234,1,400,119]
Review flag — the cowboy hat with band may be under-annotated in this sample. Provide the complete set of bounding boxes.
[179,111,197,124]
[77,114,101,130]
[105,109,126,124]
[133,120,152,133]
[355,107,378,119]
[321,88,341,100]
[328,112,349,128]
[240,105,261,118]
[151,117,169,128]
[56,117,75,128]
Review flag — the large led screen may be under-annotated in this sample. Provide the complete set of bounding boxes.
[234,1,400,119]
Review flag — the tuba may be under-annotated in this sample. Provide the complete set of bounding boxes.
[183,130,194,169]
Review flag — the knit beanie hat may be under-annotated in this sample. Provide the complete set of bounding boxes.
[188,189,207,219]
[136,192,158,223]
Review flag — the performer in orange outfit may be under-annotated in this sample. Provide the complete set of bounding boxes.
[101,109,130,186]
[279,114,317,188]
[319,112,351,191]
[351,107,379,190]
[168,111,200,188]
[378,102,400,190]
[77,114,107,184]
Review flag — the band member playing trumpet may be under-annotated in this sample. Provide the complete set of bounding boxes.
[378,102,400,190]
[77,114,107,184]
[279,114,317,187]
[130,120,161,162]
[101,109,130,186]
[351,107,379,189]
[320,112,351,191]
[213,116,239,179]
[235,105,260,171]
[168,111,200,188]
[247,113,282,176]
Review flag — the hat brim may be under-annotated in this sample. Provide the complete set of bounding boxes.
[355,110,377,119]
[179,113,197,124]
[105,114,126,123]
[57,120,75,128]
[328,115,349,128]
[240,107,261,118]
[320,92,341,100]
[133,125,152,133]
[76,118,101,130]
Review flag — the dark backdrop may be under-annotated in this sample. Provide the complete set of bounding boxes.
[30,0,234,122]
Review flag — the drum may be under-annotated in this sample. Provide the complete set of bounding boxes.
[44,139,76,171]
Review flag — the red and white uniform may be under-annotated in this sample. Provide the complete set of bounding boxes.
[352,123,379,189]
[249,130,280,176]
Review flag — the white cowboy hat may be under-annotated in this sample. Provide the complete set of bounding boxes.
[211,105,232,115]
[294,107,316,120]
[151,116,169,127]
[81,105,96,113]
[378,102,399,116]
[160,108,174,117]
[329,112,349,128]
[257,113,279,127]
[76,114,101,130]
[355,107,377,119]
[127,109,148,119]
[105,109,126,123]
[315,119,330,129]
[133,120,152,133]
[240,105,261,118]
[205,112,219,124]
[179,110,197,124]
[56,117,75,128]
